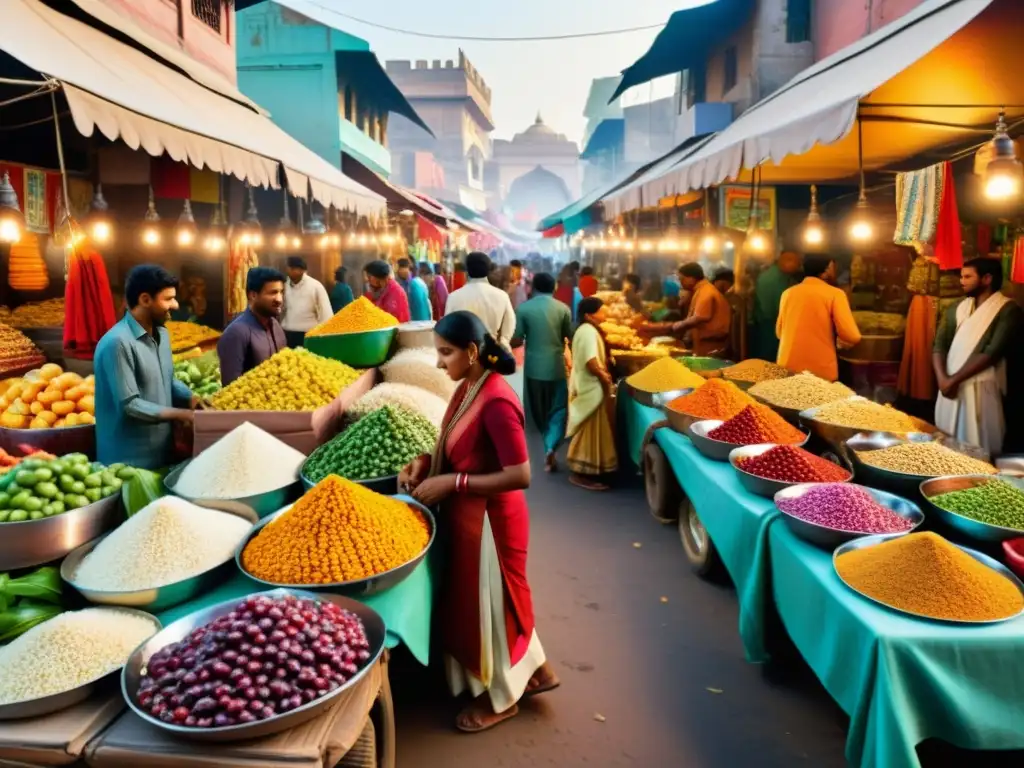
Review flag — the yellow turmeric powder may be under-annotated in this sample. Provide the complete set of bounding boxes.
[306,296,398,337]
[626,357,705,393]
[241,475,429,584]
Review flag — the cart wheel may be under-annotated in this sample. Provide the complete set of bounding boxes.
[679,499,723,579]
[644,442,681,523]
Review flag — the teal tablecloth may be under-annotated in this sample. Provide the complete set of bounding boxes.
[770,523,1024,768]
[157,559,434,665]
[621,397,780,662]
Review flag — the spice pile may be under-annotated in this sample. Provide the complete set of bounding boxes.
[720,359,791,384]
[166,321,222,354]
[72,497,250,591]
[242,476,430,584]
[707,404,805,445]
[0,323,46,377]
[735,445,851,483]
[778,484,913,534]
[348,383,448,429]
[0,365,95,429]
[210,349,360,412]
[626,358,706,393]
[177,422,306,498]
[0,608,158,705]
[856,442,997,477]
[307,296,399,337]
[304,405,437,483]
[810,399,918,433]
[835,532,1024,621]
[0,453,135,523]
[667,379,754,420]
[929,479,1024,531]
[134,594,372,728]
[749,373,854,411]
[381,347,457,401]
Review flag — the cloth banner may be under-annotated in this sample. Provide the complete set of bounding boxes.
[151,157,220,203]
[63,243,116,359]
[933,162,963,271]
[1011,235,1024,285]
[0,162,60,235]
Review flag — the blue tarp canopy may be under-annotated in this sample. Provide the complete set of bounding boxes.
[581,118,625,160]
[609,0,756,102]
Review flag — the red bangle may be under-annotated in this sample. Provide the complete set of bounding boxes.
[456,473,469,493]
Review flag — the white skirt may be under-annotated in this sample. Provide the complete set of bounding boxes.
[444,512,546,714]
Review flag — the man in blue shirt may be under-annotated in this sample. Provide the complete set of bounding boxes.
[396,257,431,322]
[94,265,198,469]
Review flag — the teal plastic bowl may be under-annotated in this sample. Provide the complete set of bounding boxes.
[304,327,396,367]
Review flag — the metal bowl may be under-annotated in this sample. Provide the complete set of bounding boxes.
[0,493,122,571]
[0,424,96,460]
[843,431,941,497]
[775,482,924,549]
[920,475,1024,543]
[729,444,853,498]
[623,381,693,409]
[304,327,397,368]
[61,519,251,611]
[689,419,810,462]
[833,534,1024,624]
[0,608,160,721]
[300,468,398,496]
[236,495,434,597]
[664,405,701,436]
[749,392,803,425]
[165,459,300,521]
[799,397,937,452]
[121,589,385,742]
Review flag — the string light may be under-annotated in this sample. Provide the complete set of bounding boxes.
[203,202,227,253]
[175,200,198,248]
[140,187,161,247]
[85,184,113,245]
[848,118,875,245]
[803,184,825,247]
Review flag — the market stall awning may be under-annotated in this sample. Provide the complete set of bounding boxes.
[340,154,449,226]
[609,0,756,102]
[335,51,433,137]
[2,0,385,214]
[607,0,1018,207]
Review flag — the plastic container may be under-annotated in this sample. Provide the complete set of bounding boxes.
[304,328,396,367]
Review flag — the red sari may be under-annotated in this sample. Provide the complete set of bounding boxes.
[432,372,544,712]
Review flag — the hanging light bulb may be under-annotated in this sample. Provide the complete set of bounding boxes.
[85,183,113,245]
[273,188,295,250]
[175,200,198,247]
[236,185,263,247]
[640,240,654,252]
[204,203,227,253]
[291,236,303,250]
[803,184,825,247]
[140,187,161,247]
[847,193,874,244]
[701,231,718,254]
[981,110,1023,201]
[744,229,768,254]
[303,204,327,236]
[0,171,24,245]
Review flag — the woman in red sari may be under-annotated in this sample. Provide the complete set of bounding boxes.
[399,311,559,733]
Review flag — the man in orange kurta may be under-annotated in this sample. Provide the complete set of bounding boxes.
[776,255,862,381]
[671,263,731,356]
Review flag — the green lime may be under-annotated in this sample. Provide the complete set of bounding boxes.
[28,510,43,520]
[84,488,102,503]
[15,470,39,487]
[33,467,53,483]
[50,500,65,515]
[70,481,86,495]
[22,497,43,512]
[84,473,103,489]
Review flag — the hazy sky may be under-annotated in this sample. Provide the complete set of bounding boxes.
[308,0,694,146]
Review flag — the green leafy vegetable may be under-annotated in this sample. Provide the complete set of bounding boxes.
[0,599,62,643]
[0,566,62,610]
[122,468,167,518]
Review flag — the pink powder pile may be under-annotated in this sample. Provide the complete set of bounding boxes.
[777,484,913,534]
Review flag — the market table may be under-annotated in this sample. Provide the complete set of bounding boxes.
[769,523,1024,768]
[621,396,780,662]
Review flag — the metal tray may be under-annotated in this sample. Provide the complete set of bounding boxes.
[0,423,96,461]
[0,608,161,721]
[299,463,399,496]
[664,405,701,436]
[799,397,937,452]
[833,534,1024,625]
[776,482,923,549]
[729,444,852,499]
[165,459,300,521]
[121,589,385,742]
[920,475,1024,543]
[623,381,693,409]
[843,431,941,497]
[61,519,252,611]
[0,493,123,571]
[236,495,434,597]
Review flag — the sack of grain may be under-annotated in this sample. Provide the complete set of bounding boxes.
[381,347,457,401]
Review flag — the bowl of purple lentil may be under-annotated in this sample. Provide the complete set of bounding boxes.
[774,482,923,549]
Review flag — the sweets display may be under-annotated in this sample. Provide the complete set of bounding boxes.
[0,323,46,377]
[626,358,706,393]
[707,404,805,445]
[928,479,1024,531]
[0,299,65,329]
[166,321,221,354]
[735,445,851,484]
[0,365,95,429]
[307,296,399,337]
[856,442,997,477]
[668,379,755,420]
[210,349,359,412]
[748,373,855,411]
[777,484,913,534]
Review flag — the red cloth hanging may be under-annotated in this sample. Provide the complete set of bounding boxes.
[976,223,993,257]
[63,243,116,359]
[1012,235,1024,285]
[933,161,963,271]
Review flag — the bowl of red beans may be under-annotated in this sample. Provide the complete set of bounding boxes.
[688,414,809,462]
[728,443,853,498]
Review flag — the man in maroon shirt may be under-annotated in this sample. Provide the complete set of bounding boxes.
[217,267,287,386]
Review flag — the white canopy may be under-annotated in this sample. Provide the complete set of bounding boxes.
[606,0,1012,215]
[3,0,384,214]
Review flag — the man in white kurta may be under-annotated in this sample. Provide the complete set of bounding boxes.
[933,258,1023,456]
[446,252,516,348]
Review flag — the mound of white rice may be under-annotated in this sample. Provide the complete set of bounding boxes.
[381,347,457,401]
[348,383,448,428]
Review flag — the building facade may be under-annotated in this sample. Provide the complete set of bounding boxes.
[813,0,928,60]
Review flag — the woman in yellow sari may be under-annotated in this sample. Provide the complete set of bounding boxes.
[566,297,617,490]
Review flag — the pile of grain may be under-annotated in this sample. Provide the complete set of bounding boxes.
[812,399,917,433]
[307,296,399,337]
[72,497,251,591]
[176,422,306,497]
[0,608,157,704]
[720,359,791,384]
[748,373,854,411]
[348,383,448,428]
[625,357,705,393]
[381,347,457,401]
[857,441,997,477]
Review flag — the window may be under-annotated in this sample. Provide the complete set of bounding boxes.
[686,67,706,109]
[192,0,222,33]
[787,0,812,43]
[723,46,738,94]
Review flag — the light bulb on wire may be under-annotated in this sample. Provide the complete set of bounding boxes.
[982,110,1024,201]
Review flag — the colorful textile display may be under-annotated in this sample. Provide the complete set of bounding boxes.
[63,242,116,359]
[933,161,963,271]
[227,242,260,317]
[893,163,943,247]
[1012,233,1024,285]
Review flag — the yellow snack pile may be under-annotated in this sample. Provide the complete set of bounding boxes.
[307,296,399,337]
[626,357,706,393]
[0,364,95,429]
[165,321,221,353]
[210,348,359,412]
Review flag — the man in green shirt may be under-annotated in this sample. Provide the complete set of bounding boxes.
[933,258,1023,455]
[511,272,572,472]
[750,251,801,361]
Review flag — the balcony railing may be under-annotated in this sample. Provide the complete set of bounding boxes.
[191,0,222,33]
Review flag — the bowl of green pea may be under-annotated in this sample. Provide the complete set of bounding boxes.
[920,474,1024,543]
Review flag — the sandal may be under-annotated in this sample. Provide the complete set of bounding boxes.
[570,474,609,492]
[545,452,558,473]
[523,666,561,699]
[455,697,519,734]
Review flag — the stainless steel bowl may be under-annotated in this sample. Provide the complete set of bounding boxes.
[0,493,123,571]
[121,589,385,742]
[664,406,701,436]
[728,444,853,498]
[689,419,810,462]
[236,496,434,597]
[0,608,160,721]
[61,519,251,611]
[800,397,939,452]
[165,459,301,521]
[748,392,803,425]
[833,534,1024,624]
[623,382,693,409]
[299,461,400,496]
[775,482,923,549]
[920,475,1024,543]
[843,431,940,497]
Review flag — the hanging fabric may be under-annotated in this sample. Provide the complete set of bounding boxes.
[893,163,944,247]
[1011,233,1024,285]
[933,161,963,271]
[63,242,116,359]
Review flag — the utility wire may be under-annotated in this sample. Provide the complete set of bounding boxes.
[301,0,666,41]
